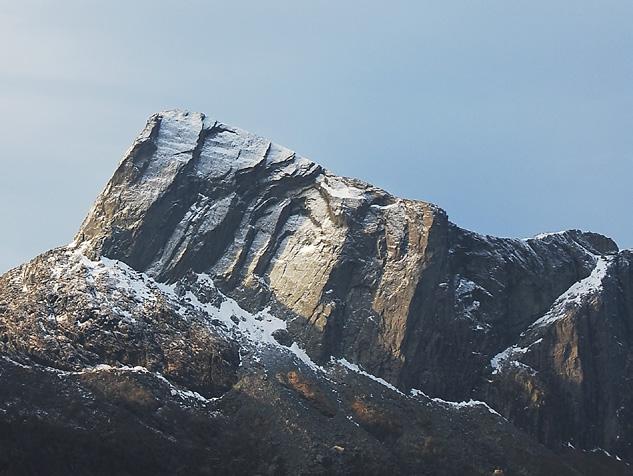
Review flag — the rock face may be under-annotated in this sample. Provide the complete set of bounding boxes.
[1,110,632,475]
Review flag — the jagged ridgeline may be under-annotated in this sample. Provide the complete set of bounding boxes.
[1,110,631,475]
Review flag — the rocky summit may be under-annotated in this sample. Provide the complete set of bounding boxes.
[1,110,632,475]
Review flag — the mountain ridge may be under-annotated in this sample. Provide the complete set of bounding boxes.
[1,110,631,475]
[81,109,624,252]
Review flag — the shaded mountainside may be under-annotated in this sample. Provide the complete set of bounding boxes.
[1,110,631,475]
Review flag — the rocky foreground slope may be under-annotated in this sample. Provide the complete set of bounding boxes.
[1,110,631,475]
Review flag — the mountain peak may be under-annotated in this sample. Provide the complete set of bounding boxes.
[2,111,632,474]
[74,111,441,281]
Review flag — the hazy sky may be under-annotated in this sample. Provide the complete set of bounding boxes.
[1,1,632,273]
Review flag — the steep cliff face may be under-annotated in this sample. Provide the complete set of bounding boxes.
[483,249,633,459]
[76,110,452,386]
[1,110,631,474]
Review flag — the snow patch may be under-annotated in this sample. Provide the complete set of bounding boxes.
[337,358,405,396]
[410,388,429,398]
[319,176,366,200]
[430,397,503,417]
[490,339,542,374]
[530,231,567,240]
[72,253,323,374]
[530,256,613,328]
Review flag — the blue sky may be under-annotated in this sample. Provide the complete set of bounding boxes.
[1,1,632,272]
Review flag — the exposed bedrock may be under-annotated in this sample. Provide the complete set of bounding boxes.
[70,110,633,462]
